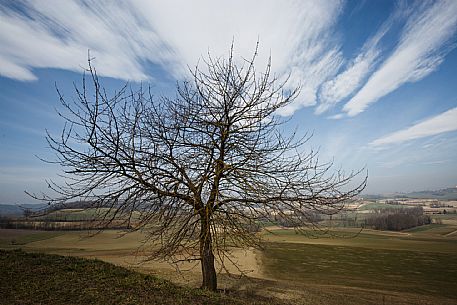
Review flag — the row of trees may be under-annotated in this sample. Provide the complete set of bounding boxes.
[365,207,431,231]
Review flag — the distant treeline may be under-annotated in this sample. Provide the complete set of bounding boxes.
[0,201,139,231]
[365,207,432,231]
[0,217,131,231]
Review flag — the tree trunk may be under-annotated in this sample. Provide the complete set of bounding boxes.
[200,219,217,291]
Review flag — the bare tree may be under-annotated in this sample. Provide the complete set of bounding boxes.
[32,46,365,291]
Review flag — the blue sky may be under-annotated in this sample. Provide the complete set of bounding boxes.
[1,0,457,203]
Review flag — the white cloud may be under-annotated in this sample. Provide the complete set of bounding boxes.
[316,49,377,115]
[315,15,395,115]
[423,160,449,165]
[0,1,170,81]
[5,1,455,119]
[369,107,457,147]
[0,56,37,81]
[277,48,343,116]
[328,113,344,120]
[343,0,457,116]
[0,0,344,112]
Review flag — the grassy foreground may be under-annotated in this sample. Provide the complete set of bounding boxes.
[0,249,279,305]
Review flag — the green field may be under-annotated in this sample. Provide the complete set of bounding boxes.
[262,242,457,299]
[32,208,125,222]
[0,230,64,247]
[34,208,102,221]
[1,217,457,305]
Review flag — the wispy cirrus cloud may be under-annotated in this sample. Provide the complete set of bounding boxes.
[369,107,457,147]
[135,0,345,114]
[3,1,456,119]
[0,0,344,109]
[343,0,457,117]
[315,15,395,115]
[316,47,378,115]
[0,1,170,81]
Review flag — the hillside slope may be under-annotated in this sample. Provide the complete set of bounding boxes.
[0,250,280,305]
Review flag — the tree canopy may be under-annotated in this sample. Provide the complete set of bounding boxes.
[33,46,366,290]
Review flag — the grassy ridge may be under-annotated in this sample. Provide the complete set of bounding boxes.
[0,250,279,305]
